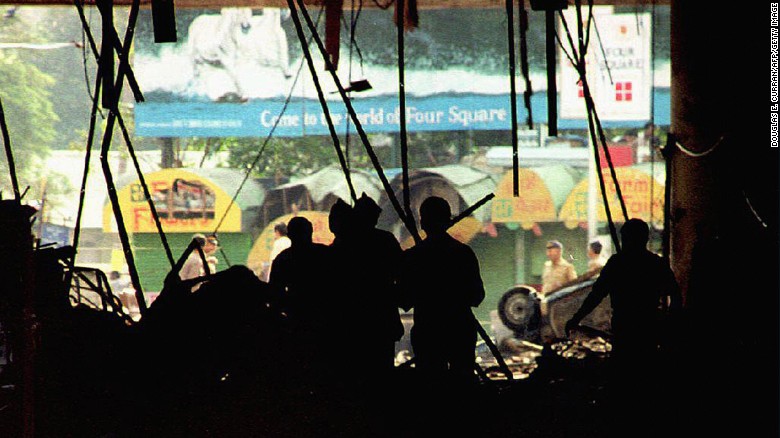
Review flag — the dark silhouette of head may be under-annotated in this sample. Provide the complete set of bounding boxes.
[287,216,313,246]
[353,193,381,230]
[419,196,451,236]
[621,218,649,251]
[328,198,353,237]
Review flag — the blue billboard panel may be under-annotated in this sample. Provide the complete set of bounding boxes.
[133,8,670,137]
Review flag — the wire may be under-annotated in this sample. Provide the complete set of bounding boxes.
[590,15,614,86]
[212,6,326,237]
[675,135,724,158]
[743,190,769,229]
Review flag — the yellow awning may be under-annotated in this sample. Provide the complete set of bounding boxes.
[491,166,578,229]
[558,165,665,229]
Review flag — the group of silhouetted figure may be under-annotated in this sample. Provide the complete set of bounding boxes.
[125,194,488,437]
[0,195,700,438]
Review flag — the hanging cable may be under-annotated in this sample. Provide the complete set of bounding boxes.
[647,0,656,234]
[518,0,534,130]
[557,0,627,251]
[505,0,520,197]
[294,0,358,202]
[291,0,420,242]
[674,134,724,158]
[72,68,102,252]
[213,7,327,237]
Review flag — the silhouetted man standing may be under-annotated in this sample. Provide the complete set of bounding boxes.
[566,219,681,359]
[349,194,404,379]
[401,196,485,384]
[269,217,336,390]
[565,218,682,437]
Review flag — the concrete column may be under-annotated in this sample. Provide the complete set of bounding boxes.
[669,2,770,305]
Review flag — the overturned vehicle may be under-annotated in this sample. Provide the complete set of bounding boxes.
[496,275,612,347]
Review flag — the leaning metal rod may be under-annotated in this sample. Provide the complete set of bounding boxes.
[72,67,103,251]
[572,0,627,221]
[0,99,20,200]
[558,6,623,250]
[449,193,495,228]
[587,102,629,221]
[505,0,520,197]
[291,0,421,243]
[115,114,175,266]
[81,0,174,267]
[396,0,417,238]
[288,1,357,204]
[583,83,621,252]
[74,0,144,103]
[95,0,149,314]
[474,316,513,381]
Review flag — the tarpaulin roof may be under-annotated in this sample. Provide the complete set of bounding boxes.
[380,164,499,226]
[271,165,383,204]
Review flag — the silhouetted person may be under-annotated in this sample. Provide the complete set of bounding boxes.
[349,194,404,380]
[269,217,337,391]
[565,218,682,437]
[401,196,485,384]
[328,198,354,250]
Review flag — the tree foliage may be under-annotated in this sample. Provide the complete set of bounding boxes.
[0,9,65,202]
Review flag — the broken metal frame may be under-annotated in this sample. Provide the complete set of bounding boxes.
[72,0,182,315]
[75,0,174,264]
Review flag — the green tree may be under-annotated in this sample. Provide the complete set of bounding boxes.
[184,135,340,182]
[0,9,63,202]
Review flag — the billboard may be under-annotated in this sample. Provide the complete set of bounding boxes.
[132,7,666,137]
[558,7,653,121]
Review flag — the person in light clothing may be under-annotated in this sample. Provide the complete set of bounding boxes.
[541,240,577,295]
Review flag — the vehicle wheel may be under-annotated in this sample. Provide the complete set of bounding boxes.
[497,286,540,337]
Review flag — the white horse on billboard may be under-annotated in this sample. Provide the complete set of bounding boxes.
[187,7,292,101]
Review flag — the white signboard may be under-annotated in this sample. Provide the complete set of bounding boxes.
[558,8,652,121]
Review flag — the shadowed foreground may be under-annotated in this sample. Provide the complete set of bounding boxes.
[0,260,773,438]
